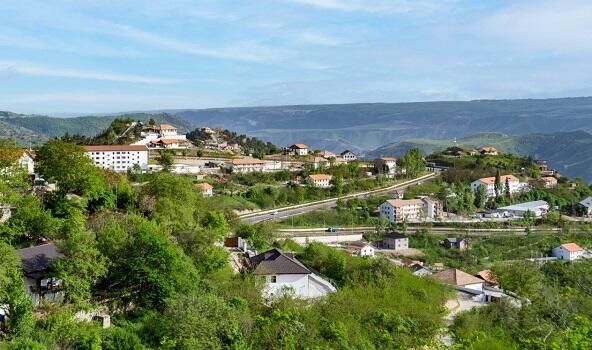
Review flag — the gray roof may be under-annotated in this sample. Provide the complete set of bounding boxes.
[16,243,63,280]
[579,197,592,208]
[384,232,407,240]
[446,238,466,244]
[249,249,311,275]
[498,200,549,211]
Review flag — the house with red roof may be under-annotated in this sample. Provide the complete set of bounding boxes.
[552,243,585,261]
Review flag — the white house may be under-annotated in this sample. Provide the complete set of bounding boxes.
[135,124,187,149]
[539,176,558,188]
[286,144,309,156]
[496,200,550,218]
[18,150,35,175]
[307,174,332,188]
[249,249,336,299]
[379,198,442,223]
[382,232,409,250]
[16,243,64,307]
[196,183,213,197]
[340,150,357,162]
[374,157,397,178]
[309,157,329,170]
[347,242,375,257]
[227,158,265,173]
[471,174,523,198]
[552,243,585,261]
[433,268,484,293]
[84,145,149,173]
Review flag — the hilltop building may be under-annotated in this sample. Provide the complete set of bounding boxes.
[286,144,309,156]
[470,174,524,198]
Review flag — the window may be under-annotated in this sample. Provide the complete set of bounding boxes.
[266,275,277,283]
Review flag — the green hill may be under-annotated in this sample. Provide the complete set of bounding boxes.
[0,112,193,146]
[367,131,592,182]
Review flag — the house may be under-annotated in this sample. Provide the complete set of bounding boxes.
[249,249,336,299]
[443,238,469,250]
[84,145,149,173]
[196,183,213,197]
[379,198,442,223]
[478,146,498,155]
[578,197,592,217]
[496,200,549,218]
[307,174,333,188]
[346,242,375,257]
[154,124,178,137]
[382,232,409,250]
[552,243,585,261]
[18,150,35,175]
[227,158,265,173]
[330,156,348,166]
[433,268,484,293]
[16,243,64,306]
[476,269,499,287]
[286,144,309,156]
[539,176,558,188]
[149,138,187,149]
[431,262,445,271]
[470,174,523,198]
[409,264,432,277]
[374,157,397,178]
[340,150,357,162]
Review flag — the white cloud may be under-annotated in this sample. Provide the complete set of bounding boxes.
[289,0,452,14]
[479,0,592,52]
[0,61,177,84]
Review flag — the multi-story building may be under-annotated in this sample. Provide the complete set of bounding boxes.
[307,174,333,188]
[379,197,443,223]
[84,145,149,173]
[470,174,523,198]
[227,158,265,173]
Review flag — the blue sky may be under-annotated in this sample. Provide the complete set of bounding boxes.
[1,0,591,114]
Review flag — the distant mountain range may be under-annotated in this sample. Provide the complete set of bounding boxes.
[367,131,592,182]
[2,96,592,180]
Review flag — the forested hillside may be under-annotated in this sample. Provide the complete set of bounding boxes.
[0,112,193,146]
[368,131,592,182]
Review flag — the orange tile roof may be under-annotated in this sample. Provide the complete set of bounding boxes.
[84,145,148,152]
[196,183,213,190]
[154,139,182,144]
[479,146,498,152]
[308,174,332,181]
[230,158,265,165]
[475,174,519,185]
[385,199,424,207]
[290,144,309,149]
[158,124,177,130]
[561,243,583,252]
[540,176,557,183]
[477,269,498,285]
[379,157,397,161]
[310,157,329,163]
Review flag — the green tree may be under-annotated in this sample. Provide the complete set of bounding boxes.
[200,211,228,241]
[474,185,487,208]
[494,169,502,198]
[330,175,344,196]
[402,148,426,178]
[0,242,35,338]
[157,150,174,171]
[54,214,107,305]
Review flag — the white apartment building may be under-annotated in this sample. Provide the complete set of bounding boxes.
[227,158,265,173]
[470,174,523,198]
[84,145,149,172]
[307,174,333,188]
[379,198,442,223]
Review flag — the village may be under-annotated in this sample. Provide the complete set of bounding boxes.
[2,119,592,348]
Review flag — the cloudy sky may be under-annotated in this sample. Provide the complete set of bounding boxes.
[1,0,591,114]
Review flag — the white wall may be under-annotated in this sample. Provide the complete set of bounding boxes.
[263,274,309,298]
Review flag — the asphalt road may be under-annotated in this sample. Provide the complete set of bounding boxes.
[240,173,438,225]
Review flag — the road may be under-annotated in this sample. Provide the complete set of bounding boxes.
[239,173,438,224]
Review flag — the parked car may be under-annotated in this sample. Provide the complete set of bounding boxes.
[326,227,338,233]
